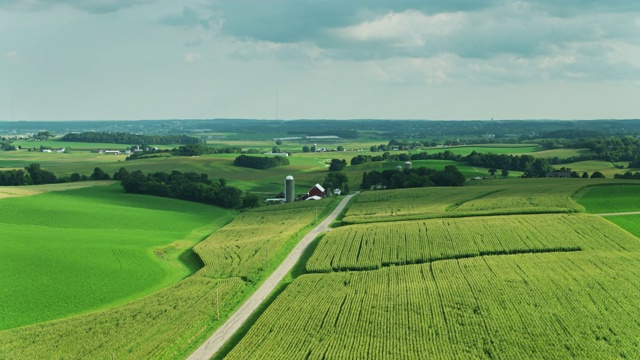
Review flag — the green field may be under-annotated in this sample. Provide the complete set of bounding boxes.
[575,185,640,214]
[0,185,234,330]
[0,190,338,359]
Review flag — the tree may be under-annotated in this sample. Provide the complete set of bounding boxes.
[488,168,497,176]
[275,140,282,145]
[272,146,281,153]
[328,159,347,172]
[302,145,310,153]
[242,192,261,208]
[590,171,605,179]
[582,172,589,178]
[337,145,345,151]
[501,168,509,178]
[90,167,110,180]
[324,172,349,194]
[112,167,129,180]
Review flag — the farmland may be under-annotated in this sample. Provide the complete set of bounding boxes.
[0,186,338,358]
[3,123,640,359]
[225,206,640,359]
[576,184,640,214]
[341,178,607,224]
[306,215,585,272]
[0,184,234,331]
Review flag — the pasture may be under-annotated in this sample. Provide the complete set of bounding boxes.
[0,185,234,331]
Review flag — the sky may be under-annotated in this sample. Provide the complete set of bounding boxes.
[1,0,639,121]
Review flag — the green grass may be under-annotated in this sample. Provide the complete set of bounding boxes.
[526,148,592,159]
[0,185,234,331]
[607,215,640,238]
[575,184,640,214]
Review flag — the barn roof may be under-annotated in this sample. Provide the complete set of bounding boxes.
[313,183,325,192]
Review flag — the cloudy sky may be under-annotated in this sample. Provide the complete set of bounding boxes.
[1,0,639,120]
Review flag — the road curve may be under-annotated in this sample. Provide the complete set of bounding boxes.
[187,192,357,360]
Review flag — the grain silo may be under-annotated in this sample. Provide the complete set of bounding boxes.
[285,175,295,203]
[404,161,413,170]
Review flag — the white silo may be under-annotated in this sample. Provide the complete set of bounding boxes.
[285,175,295,203]
[404,161,413,170]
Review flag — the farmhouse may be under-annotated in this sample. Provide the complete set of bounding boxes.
[104,150,121,155]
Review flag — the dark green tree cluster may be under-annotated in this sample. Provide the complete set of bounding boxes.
[361,165,465,190]
[614,171,640,180]
[1,141,17,151]
[0,169,29,185]
[328,159,347,171]
[465,152,553,177]
[120,170,254,209]
[233,155,290,169]
[60,132,200,145]
[536,136,640,163]
[172,144,242,156]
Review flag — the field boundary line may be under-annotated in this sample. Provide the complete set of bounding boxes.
[595,211,640,217]
[186,192,358,360]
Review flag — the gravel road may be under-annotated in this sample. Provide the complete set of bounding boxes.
[187,193,357,360]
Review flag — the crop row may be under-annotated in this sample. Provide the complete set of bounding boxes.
[226,246,640,359]
[341,179,619,224]
[306,214,633,273]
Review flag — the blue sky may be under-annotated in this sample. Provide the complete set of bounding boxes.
[1,0,639,120]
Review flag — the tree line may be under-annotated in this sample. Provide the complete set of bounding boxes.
[60,132,201,145]
[0,163,113,186]
[361,165,466,190]
[120,169,258,209]
[234,155,290,169]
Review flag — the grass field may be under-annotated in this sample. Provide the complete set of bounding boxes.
[0,191,339,359]
[575,184,640,214]
[0,185,234,331]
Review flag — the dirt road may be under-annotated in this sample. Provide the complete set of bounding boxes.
[187,193,357,360]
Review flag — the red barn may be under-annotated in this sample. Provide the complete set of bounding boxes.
[300,184,325,200]
[308,184,325,198]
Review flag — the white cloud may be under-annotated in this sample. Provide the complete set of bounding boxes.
[183,52,201,63]
[5,50,17,60]
[334,10,464,48]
